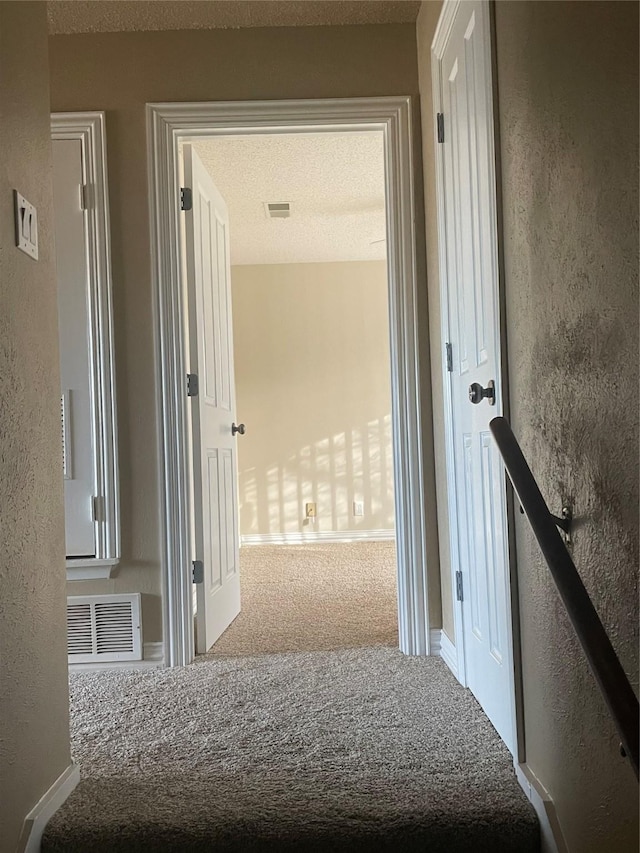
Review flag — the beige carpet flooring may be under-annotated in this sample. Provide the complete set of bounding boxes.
[43,648,538,852]
[209,541,398,656]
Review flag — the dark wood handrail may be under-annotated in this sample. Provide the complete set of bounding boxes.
[489,416,639,779]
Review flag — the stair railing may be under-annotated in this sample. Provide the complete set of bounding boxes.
[489,416,639,779]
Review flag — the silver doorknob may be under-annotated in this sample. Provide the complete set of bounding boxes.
[232,423,246,436]
[469,380,495,405]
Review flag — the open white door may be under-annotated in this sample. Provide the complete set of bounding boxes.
[434,0,516,753]
[183,145,241,654]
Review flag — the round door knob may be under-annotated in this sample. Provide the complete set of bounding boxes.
[232,422,246,436]
[468,380,496,405]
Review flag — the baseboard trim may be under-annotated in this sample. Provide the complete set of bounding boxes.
[515,763,568,853]
[428,628,460,680]
[241,530,395,546]
[439,630,458,679]
[17,763,80,853]
[144,641,164,662]
[429,628,441,655]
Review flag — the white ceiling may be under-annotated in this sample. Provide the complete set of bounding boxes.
[189,132,386,265]
[47,1,420,34]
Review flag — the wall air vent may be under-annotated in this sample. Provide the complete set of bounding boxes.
[67,594,142,664]
[264,201,291,219]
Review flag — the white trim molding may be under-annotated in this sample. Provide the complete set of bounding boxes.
[65,557,119,580]
[143,641,164,662]
[438,629,458,679]
[428,628,441,656]
[52,112,120,583]
[429,628,459,679]
[147,98,431,667]
[515,764,568,853]
[241,530,396,546]
[17,764,80,853]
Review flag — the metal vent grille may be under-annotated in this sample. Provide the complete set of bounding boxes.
[264,201,291,219]
[67,594,142,663]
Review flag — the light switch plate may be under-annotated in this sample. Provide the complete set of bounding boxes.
[14,190,38,260]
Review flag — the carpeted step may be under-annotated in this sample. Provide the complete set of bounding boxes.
[43,647,538,852]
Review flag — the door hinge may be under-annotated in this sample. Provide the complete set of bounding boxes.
[445,342,453,372]
[456,570,463,602]
[80,184,90,210]
[92,495,104,522]
[187,373,199,397]
[180,187,193,211]
[437,112,445,144]
[192,560,204,584]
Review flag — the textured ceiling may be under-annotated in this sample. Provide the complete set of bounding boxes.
[47,1,421,35]
[188,132,386,265]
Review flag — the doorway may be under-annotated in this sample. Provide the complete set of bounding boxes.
[148,97,430,666]
[179,130,398,655]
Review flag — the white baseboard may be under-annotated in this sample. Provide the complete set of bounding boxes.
[143,641,164,662]
[439,630,458,679]
[428,628,460,681]
[515,763,568,853]
[69,642,164,673]
[241,529,395,546]
[429,628,441,655]
[17,763,80,853]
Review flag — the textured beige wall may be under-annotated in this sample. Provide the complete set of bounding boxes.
[50,22,443,639]
[416,1,451,640]
[495,2,639,850]
[0,4,72,850]
[233,262,394,537]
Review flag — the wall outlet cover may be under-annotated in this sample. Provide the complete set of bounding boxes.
[14,190,38,260]
[353,500,364,517]
[305,502,317,518]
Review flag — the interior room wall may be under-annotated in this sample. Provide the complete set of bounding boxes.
[0,3,72,849]
[232,261,394,539]
[494,2,639,850]
[49,22,443,641]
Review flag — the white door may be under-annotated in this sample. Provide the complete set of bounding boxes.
[437,0,515,752]
[53,138,96,558]
[183,145,241,654]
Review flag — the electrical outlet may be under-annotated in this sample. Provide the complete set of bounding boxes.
[353,500,364,517]
[305,502,317,518]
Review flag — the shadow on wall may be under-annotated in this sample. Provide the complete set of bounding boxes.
[239,413,395,534]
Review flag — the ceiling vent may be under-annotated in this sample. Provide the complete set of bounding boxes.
[264,201,291,219]
[67,594,142,664]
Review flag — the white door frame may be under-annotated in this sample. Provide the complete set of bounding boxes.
[147,97,431,667]
[431,1,520,756]
[51,112,120,582]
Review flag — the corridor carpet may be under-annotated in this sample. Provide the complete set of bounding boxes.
[43,648,539,853]
[209,541,398,655]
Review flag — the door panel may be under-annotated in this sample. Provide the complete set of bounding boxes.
[439,0,515,752]
[184,145,241,653]
[53,138,96,558]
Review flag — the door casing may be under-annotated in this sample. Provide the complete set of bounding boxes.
[147,97,432,667]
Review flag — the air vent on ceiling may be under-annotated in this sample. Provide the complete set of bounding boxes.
[264,201,291,219]
[67,594,142,664]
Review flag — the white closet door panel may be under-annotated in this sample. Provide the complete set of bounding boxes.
[53,138,96,557]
